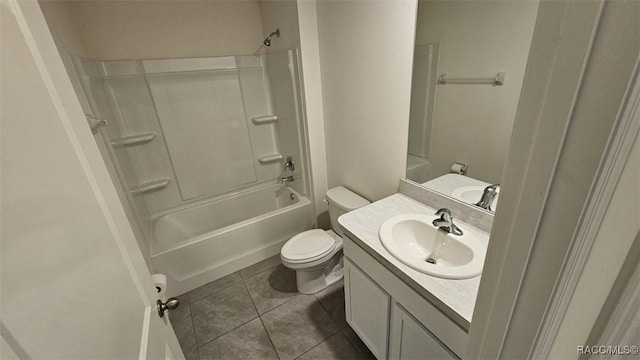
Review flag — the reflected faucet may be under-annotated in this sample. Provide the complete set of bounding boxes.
[475,184,499,211]
[432,208,463,236]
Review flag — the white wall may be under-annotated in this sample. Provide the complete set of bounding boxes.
[39,0,154,270]
[296,0,330,226]
[415,0,539,183]
[316,0,418,201]
[37,0,86,58]
[466,0,639,356]
[260,0,300,53]
[49,0,265,60]
[549,130,639,358]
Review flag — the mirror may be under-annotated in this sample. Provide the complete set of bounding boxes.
[406,0,539,212]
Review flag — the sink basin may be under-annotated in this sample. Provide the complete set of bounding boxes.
[451,186,499,211]
[378,214,487,279]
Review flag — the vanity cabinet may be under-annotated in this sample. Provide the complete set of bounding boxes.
[343,236,467,359]
[344,258,390,359]
[389,303,457,360]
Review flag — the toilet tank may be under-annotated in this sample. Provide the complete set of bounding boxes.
[325,186,370,237]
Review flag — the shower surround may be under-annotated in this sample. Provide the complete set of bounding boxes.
[74,50,312,295]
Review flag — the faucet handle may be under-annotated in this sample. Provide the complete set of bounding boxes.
[434,208,451,218]
[432,208,463,235]
[284,156,295,172]
[434,208,453,223]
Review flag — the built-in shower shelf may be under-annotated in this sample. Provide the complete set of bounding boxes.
[257,153,283,164]
[112,132,157,147]
[132,178,171,195]
[438,72,505,86]
[251,115,278,125]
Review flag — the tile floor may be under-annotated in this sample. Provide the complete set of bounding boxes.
[170,255,375,360]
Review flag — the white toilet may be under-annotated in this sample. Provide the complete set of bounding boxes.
[280,186,370,294]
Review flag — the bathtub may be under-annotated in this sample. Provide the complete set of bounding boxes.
[150,184,312,296]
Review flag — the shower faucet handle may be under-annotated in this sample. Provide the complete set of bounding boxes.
[284,156,295,172]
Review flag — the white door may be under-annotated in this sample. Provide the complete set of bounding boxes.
[0,1,183,359]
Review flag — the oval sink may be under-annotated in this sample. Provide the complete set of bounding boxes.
[378,214,487,279]
[451,186,499,211]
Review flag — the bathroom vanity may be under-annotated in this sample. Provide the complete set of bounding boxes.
[338,191,489,359]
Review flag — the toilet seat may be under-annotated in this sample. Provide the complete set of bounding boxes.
[281,229,336,264]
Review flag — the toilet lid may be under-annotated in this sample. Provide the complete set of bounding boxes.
[281,229,336,262]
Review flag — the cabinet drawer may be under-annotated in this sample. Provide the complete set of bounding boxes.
[345,258,390,359]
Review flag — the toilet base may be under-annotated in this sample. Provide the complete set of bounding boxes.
[296,255,344,294]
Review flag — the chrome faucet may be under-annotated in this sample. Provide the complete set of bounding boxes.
[433,208,463,236]
[280,175,294,185]
[475,184,499,211]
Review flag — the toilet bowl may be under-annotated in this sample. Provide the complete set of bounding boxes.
[280,186,369,294]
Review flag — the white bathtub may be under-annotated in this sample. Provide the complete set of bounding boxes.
[150,184,312,296]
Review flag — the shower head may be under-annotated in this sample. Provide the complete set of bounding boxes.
[263,29,280,47]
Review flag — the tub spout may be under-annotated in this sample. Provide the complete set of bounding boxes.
[280,175,294,185]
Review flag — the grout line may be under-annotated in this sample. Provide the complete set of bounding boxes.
[239,265,299,359]
[341,327,373,358]
[239,256,281,280]
[291,329,342,360]
[186,301,198,350]
[193,282,260,350]
[313,286,346,331]
[258,316,281,360]
[187,274,243,304]
[258,292,301,316]
[296,295,342,358]
[195,314,261,350]
[240,274,261,317]
[241,277,281,360]
[189,258,298,357]
[244,266,302,316]
[342,333,367,359]
[186,300,200,359]
[292,339,324,360]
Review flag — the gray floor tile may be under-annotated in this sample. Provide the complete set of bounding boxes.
[176,293,190,306]
[342,327,376,359]
[315,280,347,329]
[188,272,242,303]
[169,301,197,356]
[239,255,282,280]
[184,347,199,360]
[244,264,299,314]
[198,318,278,360]
[261,294,339,360]
[191,282,258,345]
[296,332,362,360]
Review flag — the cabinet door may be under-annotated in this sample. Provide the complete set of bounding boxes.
[389,302,458,360]
[344,258,390,359]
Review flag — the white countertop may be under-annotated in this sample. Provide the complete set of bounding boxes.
[422,173,491,197]
[338,192,488,329]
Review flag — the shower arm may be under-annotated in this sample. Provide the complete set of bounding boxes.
[263,29,280,47]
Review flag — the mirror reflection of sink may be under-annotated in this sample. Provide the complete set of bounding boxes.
[451,186,499,211]
[378,214,487,279]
